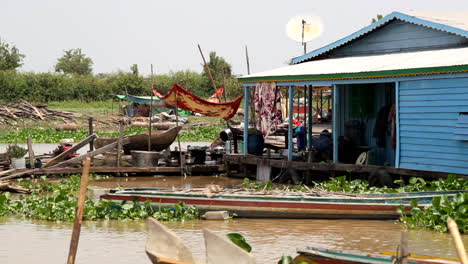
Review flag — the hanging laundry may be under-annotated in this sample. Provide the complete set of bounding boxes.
[254,82,283,137]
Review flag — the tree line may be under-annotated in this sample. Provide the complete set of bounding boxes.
[0,39,242,102]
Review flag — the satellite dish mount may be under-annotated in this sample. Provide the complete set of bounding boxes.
[287,15,323,55]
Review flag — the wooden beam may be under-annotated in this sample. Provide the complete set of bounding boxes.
[43,134,98,168]
[27,138,35,169]
[223,154,468,179]
[51,138,130,168]
[28,164,223,175]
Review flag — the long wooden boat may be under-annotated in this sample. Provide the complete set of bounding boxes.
[101,188,466,220]
[94,126,181,154]
[294,247,460,264]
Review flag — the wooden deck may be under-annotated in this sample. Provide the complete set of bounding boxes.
[9,164,224,176]
[224,154,468,180]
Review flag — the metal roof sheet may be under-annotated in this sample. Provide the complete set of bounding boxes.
[291,11,468,64]
[240,47,468,82]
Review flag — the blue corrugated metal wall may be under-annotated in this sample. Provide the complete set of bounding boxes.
[399,77,468,175]
[329,20,468,57]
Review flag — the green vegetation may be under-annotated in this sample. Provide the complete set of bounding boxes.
[0,40,24,71]
[0,176,199,221]
[0,123,223,144]
[55,48,93,75]
[6,144,28,158]
[226,233,252,252]
[398,193,468,233]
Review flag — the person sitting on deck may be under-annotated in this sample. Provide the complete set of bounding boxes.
[52,139,77,160]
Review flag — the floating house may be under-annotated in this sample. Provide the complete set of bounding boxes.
[235,11,468,177]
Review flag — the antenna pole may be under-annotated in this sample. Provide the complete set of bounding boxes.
[302,19,307,55]
[245,45,251,74]
[148,64,154,151]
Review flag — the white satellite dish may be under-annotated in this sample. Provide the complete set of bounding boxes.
[286,15,323,54]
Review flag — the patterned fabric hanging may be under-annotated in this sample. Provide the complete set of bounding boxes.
[254,82,283,137]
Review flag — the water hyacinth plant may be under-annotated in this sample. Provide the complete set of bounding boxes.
[0,176,199,221]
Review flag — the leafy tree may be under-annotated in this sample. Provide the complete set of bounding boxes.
[55,48,93,75]
[201,51,232,95]
[371,14,384,24]
[130,64,139,75]
[0,39,25,71]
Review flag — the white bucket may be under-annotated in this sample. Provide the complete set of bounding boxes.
[11,157,26,169]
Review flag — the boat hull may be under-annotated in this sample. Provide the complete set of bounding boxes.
[294,247,460,264]
[100,189,465,220]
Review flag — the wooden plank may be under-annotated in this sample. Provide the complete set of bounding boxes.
[43,134,98,168]
[0,169,37,181]
[51,137,130,168]
[88,117,94,152]
[27,138,35,169]
[67,158,91,264]
[0,169,16,177]
[29,165,223,175]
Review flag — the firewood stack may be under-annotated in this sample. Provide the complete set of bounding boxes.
[0,100,77,124]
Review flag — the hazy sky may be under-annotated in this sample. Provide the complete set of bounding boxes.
[2,0,468,76]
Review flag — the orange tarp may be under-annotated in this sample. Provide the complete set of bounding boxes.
[153,84,243,119]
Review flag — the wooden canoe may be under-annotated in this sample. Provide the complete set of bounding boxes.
[146,217,201,264]
[145,218,255,264]
[94,126,181,154]
[101,188,466,220]
[294,247,460,264]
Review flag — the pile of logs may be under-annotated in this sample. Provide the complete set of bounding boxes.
[0,99,77,124]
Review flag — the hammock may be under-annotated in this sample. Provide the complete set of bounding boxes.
[153,84,243,119]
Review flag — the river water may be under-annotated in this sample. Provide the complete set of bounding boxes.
[0,176,466,263]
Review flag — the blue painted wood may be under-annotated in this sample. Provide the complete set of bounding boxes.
[400,106,468,113]
[400,113,458,120]
[399,77,468,174]
[307,85,313,149]
[329,20,468,57]
[288,86,294,161]
[400,137,468,148]
[291,11,468,64]
[395,81,400,168]
[401,148,468,159]
[243,86,250,155]
[399,163,468,174]
[401,131,464,140]
[400,87,468,96]
[333,84,338,163]
[400,77,468,89]
[399,119,457,126]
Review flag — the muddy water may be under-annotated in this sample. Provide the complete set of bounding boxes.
[1,176,466,263]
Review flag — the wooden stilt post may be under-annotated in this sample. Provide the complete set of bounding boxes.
[67,157,91,264]
[27,138,35,169]
[116,122,124,167]
[400,231,409,264]
[148,64,154,152]
[448,219,468,264]
[88,117,94,152]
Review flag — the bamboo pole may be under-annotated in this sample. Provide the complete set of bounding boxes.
[245,45,251,75]
[448,219,468,264]
[197,44,218,94]
[221,65,227,102]
[174,91,185,178]
[148,64,154,152]
[66,157,91,264]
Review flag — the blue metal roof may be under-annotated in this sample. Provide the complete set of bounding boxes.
[291,11,468,64]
